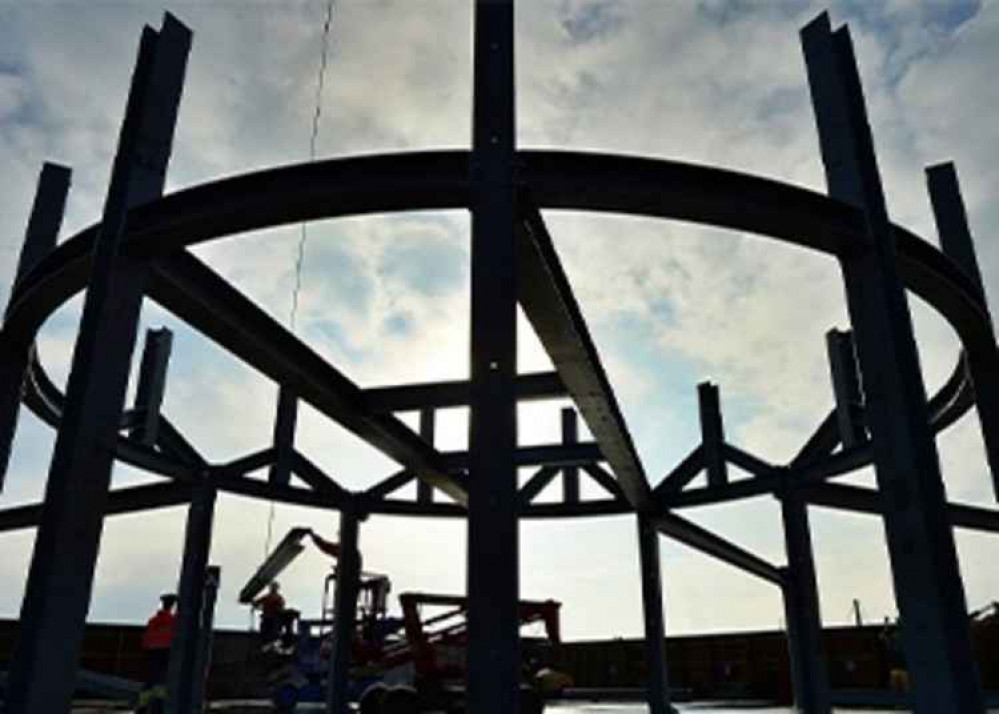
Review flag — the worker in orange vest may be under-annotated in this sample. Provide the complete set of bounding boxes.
[137,593,178,712]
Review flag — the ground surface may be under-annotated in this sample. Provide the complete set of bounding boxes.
[66,704,999,713]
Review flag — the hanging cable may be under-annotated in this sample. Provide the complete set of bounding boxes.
[263,0,336,560]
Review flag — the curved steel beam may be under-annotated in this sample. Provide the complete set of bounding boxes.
[2,150,990,519]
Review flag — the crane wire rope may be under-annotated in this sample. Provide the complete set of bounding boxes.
[263,0,336,561]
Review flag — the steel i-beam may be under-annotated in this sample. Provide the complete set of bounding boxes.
[779,488,831,714]
[926,163,999,502]
[698,382,727,487]
[466,0,521,712]
[4,16,191,714]
[802,13,984,712]
[418,407,435,504]
[130,327,173,446]
[167,478,217,714]
[191,565,221,714]
[826,329,865,448]
[0,163,71,490]
[637,514,672,714]
[562,408,580,504]
[269,386,298,487]
[326,505,362,714]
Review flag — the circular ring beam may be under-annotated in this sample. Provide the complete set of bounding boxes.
[6,150,990,518]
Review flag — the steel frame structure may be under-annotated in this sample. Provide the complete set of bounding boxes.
[0,4,997,714]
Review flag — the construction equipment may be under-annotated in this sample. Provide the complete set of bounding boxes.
[239,526,566,711]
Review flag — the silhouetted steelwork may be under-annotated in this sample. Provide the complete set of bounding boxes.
[327,505,362,714]
[0,4,996,714]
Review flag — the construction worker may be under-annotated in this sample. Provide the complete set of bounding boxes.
[308,529,343,559]
[137,593,178,712]
[253,581,285,645]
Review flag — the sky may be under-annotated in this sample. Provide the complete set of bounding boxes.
[0,0,998,642]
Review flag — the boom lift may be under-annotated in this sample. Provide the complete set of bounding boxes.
[238,527,568,711]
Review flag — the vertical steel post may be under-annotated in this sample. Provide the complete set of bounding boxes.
[802,13,984,712]
[637,514,671,714]
[5,16,191,714]
[467,0,520,712]
[926,163,999,501]
[0,162,71,490]
[562,408,580,504]
[779,488,831,714]
[268,387,298,487]
[826,329,865,448]
[130,327,173,446]
[326,505,362,714]
[190,565,221,714]
[417,408,435,504]
[698,382,727,487]
[166,479,217,714]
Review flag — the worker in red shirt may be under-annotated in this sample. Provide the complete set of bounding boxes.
[252,581,285,644]
[137,593,178,712]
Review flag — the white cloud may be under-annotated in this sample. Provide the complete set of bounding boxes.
[0,0,996,644]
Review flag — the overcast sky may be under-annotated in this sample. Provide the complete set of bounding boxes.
[1,0,998,642]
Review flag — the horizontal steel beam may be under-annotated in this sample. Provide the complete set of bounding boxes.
[650,512,784,585]
[516,200,652,511]
[805,482,999,533]
[441,441,603,470]
[0,481,193,533]
[362,371,567,412]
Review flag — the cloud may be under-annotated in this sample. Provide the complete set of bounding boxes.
[0,0,996,643]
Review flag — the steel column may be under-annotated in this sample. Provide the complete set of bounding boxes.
[269,386,298,487]
[826,329,865,448]
[130,327,173,446]
[698,382,727,487]
[467,0,520,712]
[418,408,435,504]
[166,478,217,714]
[326,505,362,714]
[0,163,71,489]
[926,162,999,501]
[802,13,984,711]
[191,565,221,714]
[637,514,672,714]
[779,488,831,714]
[4,16,190,714]
[562,408,580,504]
